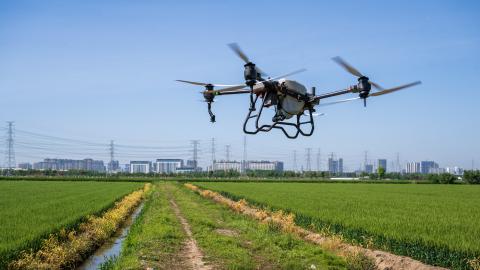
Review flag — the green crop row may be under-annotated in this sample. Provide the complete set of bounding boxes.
[197,182,480,270]
[0,180,143,268]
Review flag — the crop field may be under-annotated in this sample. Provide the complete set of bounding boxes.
[0,180,143,265]
[197,182,480,269]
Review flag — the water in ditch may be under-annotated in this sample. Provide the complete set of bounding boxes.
[78,203,144,270]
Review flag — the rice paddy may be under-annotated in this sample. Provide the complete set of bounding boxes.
[196,182,480,269]
[0,180,143,267]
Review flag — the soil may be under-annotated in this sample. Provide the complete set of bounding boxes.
[169,198,213,270]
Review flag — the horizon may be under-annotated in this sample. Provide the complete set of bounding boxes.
[1,0,479,170]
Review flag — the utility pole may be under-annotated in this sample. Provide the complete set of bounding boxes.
[306,148,312,171]
[242,136,247,174]
[225,144,231,161]
[5,122,15,173]
[191,140,200,169]
[472,159,475,170]
[293,150,297,172]
[210,138,216,171]
[316,148,321,171]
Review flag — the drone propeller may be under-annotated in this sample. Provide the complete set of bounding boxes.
[228,43,267,76]
[332,57,383,90]
[318,97,361,107]
[369,81,421,97]
[304,111,325,117]
[208,68,307,93]
[176,80,241,87]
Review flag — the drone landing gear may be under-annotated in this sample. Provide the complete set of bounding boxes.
[207,102,215,123]
[243,92,314,139]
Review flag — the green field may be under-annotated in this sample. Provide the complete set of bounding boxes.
[0,180,143,265]
[197,182,480,269]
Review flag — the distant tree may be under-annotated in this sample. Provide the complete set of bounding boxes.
[377,167,386,179]
[464,170,480,184]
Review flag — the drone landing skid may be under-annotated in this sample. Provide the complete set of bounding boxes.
[242,95,315,139]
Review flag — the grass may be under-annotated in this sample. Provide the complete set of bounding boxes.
[113,182,348,269]
[196,182,480,270]
[0,180,143,267]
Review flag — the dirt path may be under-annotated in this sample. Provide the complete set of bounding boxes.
[169,198,213,270]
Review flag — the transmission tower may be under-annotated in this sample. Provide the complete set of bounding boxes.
[210,138,216,171]
[396,152,400,173]
[242,136,247,174]
[364,150,368,172]
[108,140,115,173]
[293,150,297,172]
[5,122,15,171]
[316,148,321,171]
[225,145,231,161]
[191,140,200,169]
[305,148,312,171]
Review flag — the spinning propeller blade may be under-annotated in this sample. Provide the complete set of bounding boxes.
[318,97,361,107]
[268,68,307,81]
[332,56,383,90]
[176,80,241,87]
[369,81,422,97]
[228,42,267,76]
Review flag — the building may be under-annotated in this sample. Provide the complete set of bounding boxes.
[129,161,152,174]
[108,160,120,172]
[247,161,284,172]
[365,164,374,174]
[155,159,183,173]
[406,162,421,174]
[421,161,439,174]
[328,157,343,174]
[378,159,387,171]
[18,163,33,170]
[212,161,242,172]
[33,158,105,172]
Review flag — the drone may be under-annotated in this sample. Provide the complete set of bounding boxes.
[177,43,421,139]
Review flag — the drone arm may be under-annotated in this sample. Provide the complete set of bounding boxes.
[209,90,251,96]
[313,88,352,101]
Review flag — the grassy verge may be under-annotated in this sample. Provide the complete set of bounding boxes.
[111,183,186,269]
[112,182,348,269]
[174,182,347,269]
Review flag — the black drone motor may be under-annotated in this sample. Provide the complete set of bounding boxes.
[357,76,372,107]
[203,84,216,122]
[244,62,259,86]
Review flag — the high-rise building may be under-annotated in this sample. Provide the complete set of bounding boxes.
[421,161,439,174]
[328,157,343,174]
[155,159,183,174]
[378,159,387,171]
[406,162,421,174]
[365,164,374,174]
[130,161,152,174]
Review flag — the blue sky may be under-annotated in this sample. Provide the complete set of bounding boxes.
[0,0,479,170]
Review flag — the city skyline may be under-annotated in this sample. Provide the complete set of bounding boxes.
[1,1,479,170]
